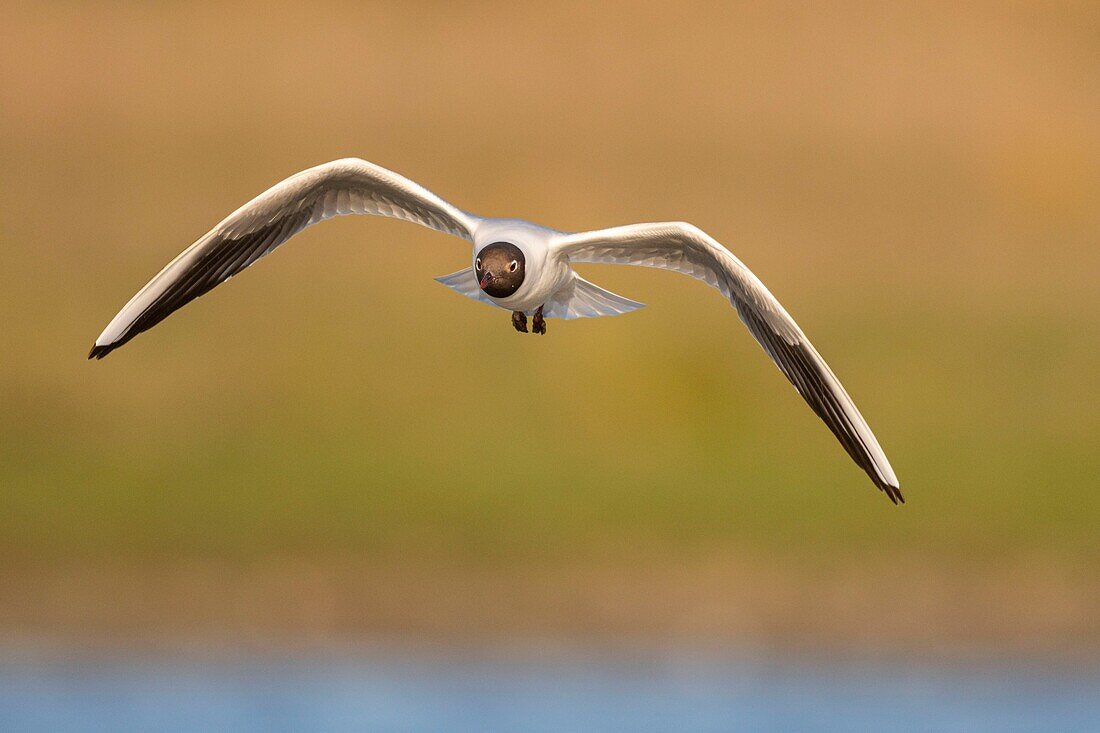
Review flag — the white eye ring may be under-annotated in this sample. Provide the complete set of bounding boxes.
[508,260,518,272]
[475,257,482,270]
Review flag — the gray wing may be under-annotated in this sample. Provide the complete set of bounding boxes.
[89,158,479,358]
[554,222,902,503]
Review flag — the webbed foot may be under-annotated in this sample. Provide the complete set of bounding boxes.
[532,305,546,335]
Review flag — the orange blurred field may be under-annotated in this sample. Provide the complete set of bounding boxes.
[1,2,1097,653]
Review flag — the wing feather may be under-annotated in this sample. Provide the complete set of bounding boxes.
[554,222,901,502]
[89,159,478,358]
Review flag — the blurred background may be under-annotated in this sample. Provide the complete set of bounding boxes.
[1,1,1098,729]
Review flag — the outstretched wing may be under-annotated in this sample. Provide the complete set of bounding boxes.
[89,158,479,358]
[554,222,902,502]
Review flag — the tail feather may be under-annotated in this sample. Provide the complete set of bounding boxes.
[543,275,645,319]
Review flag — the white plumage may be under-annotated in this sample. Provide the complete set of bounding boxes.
[90,158,902,502]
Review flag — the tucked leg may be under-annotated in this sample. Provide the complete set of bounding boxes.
[511,310,528,333]
[532,305,546,335]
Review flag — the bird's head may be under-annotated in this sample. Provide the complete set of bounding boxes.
[475,242,525,298]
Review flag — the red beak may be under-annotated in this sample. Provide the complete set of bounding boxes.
[479,272,494,289]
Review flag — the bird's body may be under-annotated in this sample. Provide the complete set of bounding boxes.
[472,218,571,314]
[90,158,903,503]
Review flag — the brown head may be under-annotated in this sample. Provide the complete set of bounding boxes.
[475,242,525,298]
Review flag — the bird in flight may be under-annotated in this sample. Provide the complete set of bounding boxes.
[89,158,902,503]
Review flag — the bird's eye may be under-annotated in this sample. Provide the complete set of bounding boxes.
[475,257,482,270]
[508,260,518,273]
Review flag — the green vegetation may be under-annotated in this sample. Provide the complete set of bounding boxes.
[1,2,1097,575]
[4,276,1097,567]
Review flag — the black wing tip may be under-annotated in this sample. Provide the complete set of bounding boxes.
[879,481,905,505]
[88,342,116,360]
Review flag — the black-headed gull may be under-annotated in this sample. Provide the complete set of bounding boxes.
[89,159,902,503]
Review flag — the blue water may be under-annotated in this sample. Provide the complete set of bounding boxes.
[1,645,1096,732]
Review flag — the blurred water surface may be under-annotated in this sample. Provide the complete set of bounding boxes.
[1,646,1096,733]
